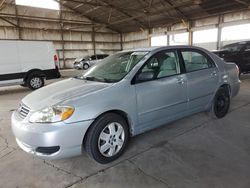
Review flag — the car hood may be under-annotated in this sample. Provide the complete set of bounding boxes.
[22,78,112,111]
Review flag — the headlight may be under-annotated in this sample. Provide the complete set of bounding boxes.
[29,106,74,123]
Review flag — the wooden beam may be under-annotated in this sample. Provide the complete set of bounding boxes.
[163,0,189,21]
[233,0,249,6]
[14,4,22,40]
[54,0,119,32]
[0,13,94,25]
[99,0,147,28]
[92,26,96,55]
[61,0,106,7]
[0,0,6,10]
[0,17,18,27]
[120,33,123,50]
[217,15,223,50]
[107,1,192,26]
[59,3,65,68]
[81,6,102,15]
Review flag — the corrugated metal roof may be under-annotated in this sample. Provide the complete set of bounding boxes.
[7,0,250,32]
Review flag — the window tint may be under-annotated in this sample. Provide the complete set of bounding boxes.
[181,51,214,72]
[140,51,180,79]
[244,44,250,52]
[221,43,245,52]
[96,55,103,59]
[81,51,149,82]
[90,55,97,60]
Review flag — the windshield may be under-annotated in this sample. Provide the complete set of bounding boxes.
[76,51,149,83]
[221,43,245,52]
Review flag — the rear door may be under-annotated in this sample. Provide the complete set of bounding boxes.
[180,49,219,113]
[134,50,188,131]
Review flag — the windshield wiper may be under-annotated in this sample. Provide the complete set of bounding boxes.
[84,76,116,83]
[84,76,97,81]
[102,78,117,83]
[84,76,106,82]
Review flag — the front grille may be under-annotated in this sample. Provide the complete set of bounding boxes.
[18,103,30,119]
[36,146,60,155]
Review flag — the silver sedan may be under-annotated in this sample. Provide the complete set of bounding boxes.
[11,46,240,164]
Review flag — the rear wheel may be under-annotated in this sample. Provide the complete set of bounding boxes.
[27,74,44,90]
[84,113,129,164]
[212,87,230,118]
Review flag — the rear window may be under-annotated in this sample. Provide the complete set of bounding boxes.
[181,50,215,72]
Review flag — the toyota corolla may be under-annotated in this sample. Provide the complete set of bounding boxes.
[11,46,240,164]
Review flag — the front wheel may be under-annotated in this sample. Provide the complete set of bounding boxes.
[212,87,230,118]
[84,113,129,164]
[83,63,89,70]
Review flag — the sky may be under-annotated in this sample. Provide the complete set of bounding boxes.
[151,24,250,47]
[16,0,59,10]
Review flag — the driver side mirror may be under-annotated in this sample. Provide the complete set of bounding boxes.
[136,71,154,83]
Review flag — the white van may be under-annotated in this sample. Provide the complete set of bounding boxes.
[0,40,61,90]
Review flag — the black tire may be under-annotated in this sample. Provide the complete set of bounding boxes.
[26,74,44,90]
[83,63,89,70]
[212,87,230,118]
[84,113,129,164]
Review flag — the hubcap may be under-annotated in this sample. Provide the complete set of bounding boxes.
[84,64,89,69]
[98,122,125,157]
[30,77,42,88]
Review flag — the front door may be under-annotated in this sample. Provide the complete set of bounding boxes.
[134,50,188,131]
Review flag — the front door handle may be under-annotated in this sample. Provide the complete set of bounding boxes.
[177,77,185,84]
[211,71,217,76]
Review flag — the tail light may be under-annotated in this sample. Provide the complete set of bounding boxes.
[54,55,59,69]
[54,55,58,62]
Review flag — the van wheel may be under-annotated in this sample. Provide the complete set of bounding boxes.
[83,63,89,70]
[211,87,230,118]
[84,113,129,164]
[27,75,44,90]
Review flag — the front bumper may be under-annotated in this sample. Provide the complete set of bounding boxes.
[73,62,83,70]
[11,112,93,160]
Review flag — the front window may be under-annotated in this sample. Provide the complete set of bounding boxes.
[77,51,149,83]
[140,51,180,79]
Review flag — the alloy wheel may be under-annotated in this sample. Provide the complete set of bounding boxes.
[98,122,125,157]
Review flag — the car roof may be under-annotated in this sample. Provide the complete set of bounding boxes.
[122,45,210,53]
[223,41,250,47]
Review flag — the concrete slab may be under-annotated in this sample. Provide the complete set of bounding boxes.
[71,161,168,188]
[0,150,81,188]
[130,107,250,188]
